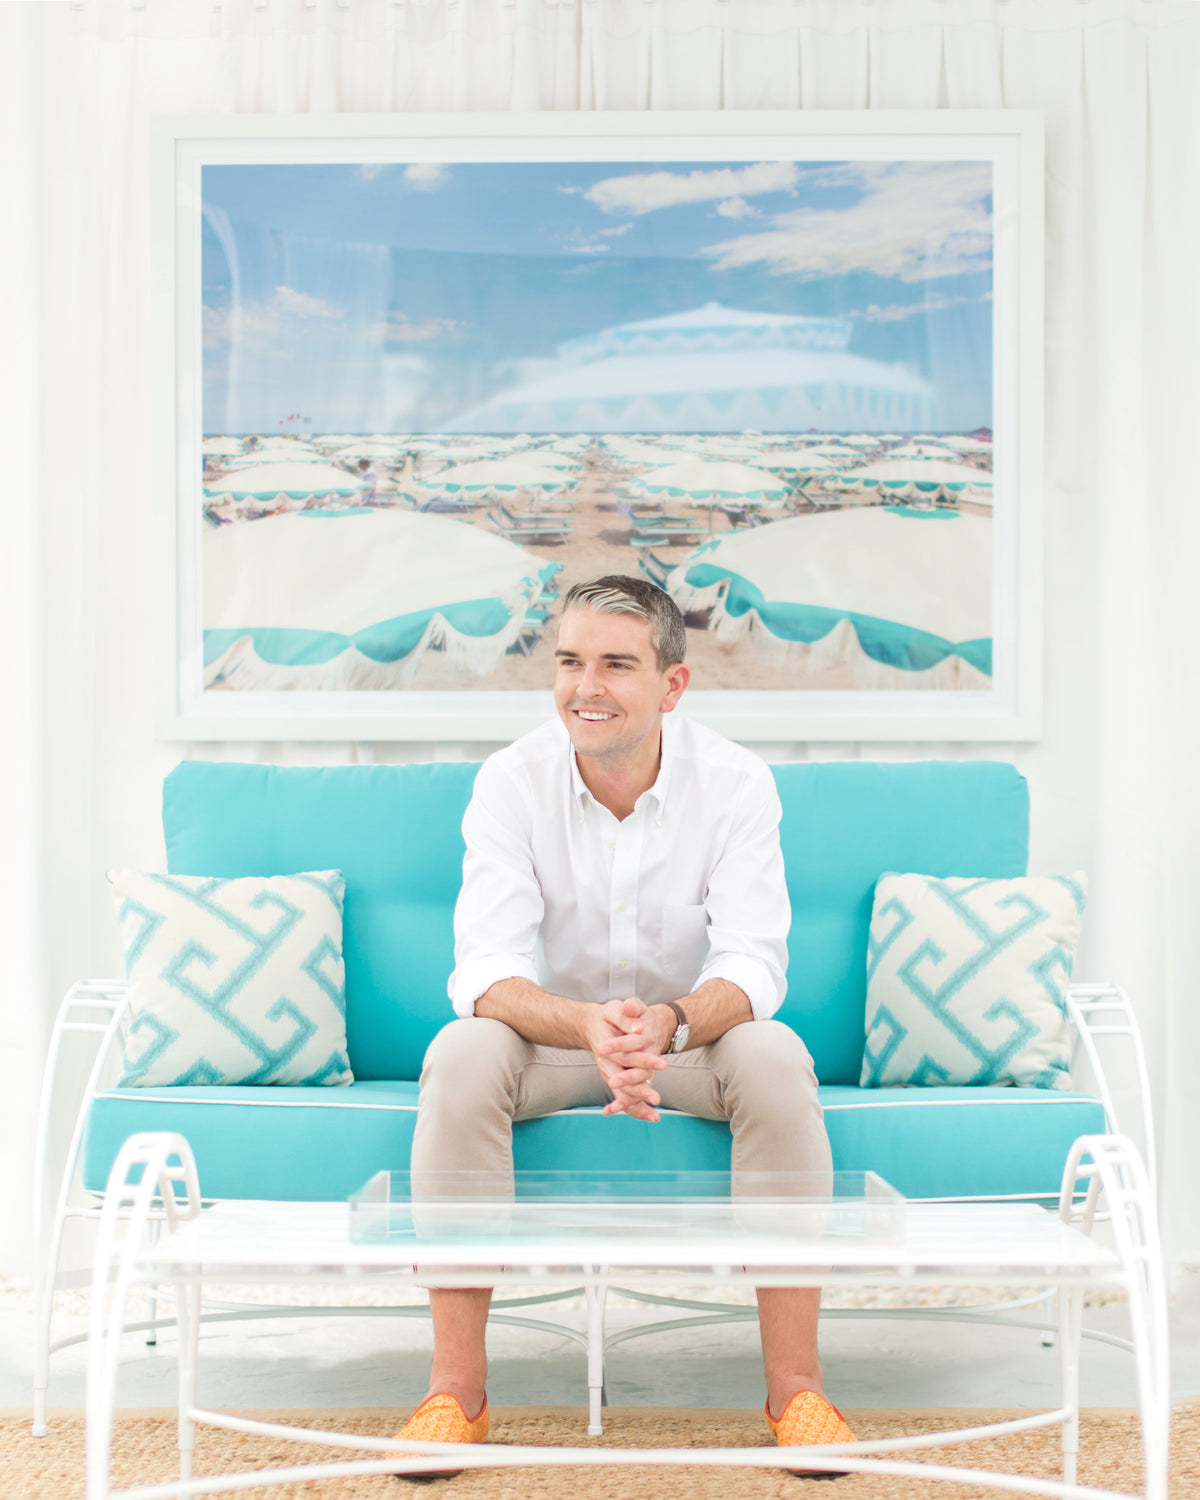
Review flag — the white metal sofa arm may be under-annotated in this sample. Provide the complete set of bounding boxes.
[32,981,129,1437]
[1065,983,1157,1194]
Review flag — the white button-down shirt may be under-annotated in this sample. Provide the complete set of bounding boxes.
[449,713,789,1021]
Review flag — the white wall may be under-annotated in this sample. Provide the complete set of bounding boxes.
[3,0,1198,1277]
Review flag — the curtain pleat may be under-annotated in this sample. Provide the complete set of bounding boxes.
[3,0,1198,1273]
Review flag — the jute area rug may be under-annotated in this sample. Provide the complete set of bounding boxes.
[4,1405,1199,1500]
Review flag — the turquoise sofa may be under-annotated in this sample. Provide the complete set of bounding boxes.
[78,757,1107,1203]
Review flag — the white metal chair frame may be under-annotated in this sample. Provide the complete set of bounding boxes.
[34,978,1158,1438]
[82,1129,1169,1500]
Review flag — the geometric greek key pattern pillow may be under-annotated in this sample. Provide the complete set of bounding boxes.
[108,869,353,1088]
[861,872,1088,1090]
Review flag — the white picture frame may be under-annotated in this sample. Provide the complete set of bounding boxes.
[153,109,1043,743]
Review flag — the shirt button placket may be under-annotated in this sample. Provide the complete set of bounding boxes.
[609,810,644,998]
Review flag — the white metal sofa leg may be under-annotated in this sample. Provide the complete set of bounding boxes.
[32,981,129,1437]
[85,1133,202,1500]
[1060,1135,1170,1500]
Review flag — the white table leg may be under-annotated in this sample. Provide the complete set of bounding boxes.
[586,1276,607,1436]
[144,1221,160,1347]
[1057,1286,1083,1487]
[176,1282,201,1482]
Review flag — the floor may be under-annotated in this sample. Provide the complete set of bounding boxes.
[7,1274,1200,1415]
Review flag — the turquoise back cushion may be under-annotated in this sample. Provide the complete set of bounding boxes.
[771,762,1029,1084]
[163,758,1028,1086]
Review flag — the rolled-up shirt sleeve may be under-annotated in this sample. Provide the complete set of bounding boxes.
[694,769,789,1020]
[448,758,544,1017]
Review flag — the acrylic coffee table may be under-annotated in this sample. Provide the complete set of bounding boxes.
[85,1132,1168,1500]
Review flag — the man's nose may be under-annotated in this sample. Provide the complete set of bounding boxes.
[579,663,605,697]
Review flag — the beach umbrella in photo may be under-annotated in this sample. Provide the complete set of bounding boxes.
[603,439,701,467]
[203,461,366,504]
[830,458,993,505]
[665,507,992,681]
[886,441,957,460]
[250,436,318,456]
[203,509,549,689]
[755,450,851,481]
[627,459,791,505]
[520,452,584,471]
[202,437,247,458]
[222,449,351,472]
[330,440,409,463]
[417,456,581,503]
[940,435,994,454]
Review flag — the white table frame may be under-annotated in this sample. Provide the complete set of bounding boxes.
[85,1131,1169,1500]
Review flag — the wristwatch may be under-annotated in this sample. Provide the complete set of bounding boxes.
[659,1000,691,1054]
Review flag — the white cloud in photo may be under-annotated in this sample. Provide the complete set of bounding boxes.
[403,163,448,190]
[715,197,758,220]
[848,289,993,323]
[701,162,993,283]
[272,285,341,319]
[202,286,344,349]
[363,314,467,344]
[584,160,798,217]
[561,227,616,255]
[358,163,388,183]
[597,223,633,238]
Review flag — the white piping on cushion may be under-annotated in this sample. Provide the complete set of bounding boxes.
[92,1092,419,1111]
[820,1096,1102,1110]
[90,1091,1102,1117]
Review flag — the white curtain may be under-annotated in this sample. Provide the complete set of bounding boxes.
[1,0,1197,1275]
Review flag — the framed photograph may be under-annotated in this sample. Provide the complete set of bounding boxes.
[153,110,1043,742]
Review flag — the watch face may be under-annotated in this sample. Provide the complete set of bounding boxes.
[673,1023,691,1054]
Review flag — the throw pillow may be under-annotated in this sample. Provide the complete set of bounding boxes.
[861,872,1087,1090]
[108,869,353,1087]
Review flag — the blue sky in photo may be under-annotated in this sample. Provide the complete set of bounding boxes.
[201,158,994,434]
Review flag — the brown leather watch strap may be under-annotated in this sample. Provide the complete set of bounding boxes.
[661,1000,688,1031]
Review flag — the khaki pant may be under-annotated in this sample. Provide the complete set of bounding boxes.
[411,1016,832,1193]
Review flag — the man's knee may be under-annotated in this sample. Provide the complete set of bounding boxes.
[717,1019,818,1084]
[420,1016,527,1104]
[715,1020,822,1117]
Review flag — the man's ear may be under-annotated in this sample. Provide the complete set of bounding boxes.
[660,661,691,712]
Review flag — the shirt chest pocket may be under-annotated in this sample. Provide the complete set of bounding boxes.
[661,903,710,978]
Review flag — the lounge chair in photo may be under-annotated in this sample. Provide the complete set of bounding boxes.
[636,549,675,590]
[489,503,573,544]
[626,514,707,546]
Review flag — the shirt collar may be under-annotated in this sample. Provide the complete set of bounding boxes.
[566,713,678,813]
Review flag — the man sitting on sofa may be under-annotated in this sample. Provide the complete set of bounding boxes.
[397,574,853,1462]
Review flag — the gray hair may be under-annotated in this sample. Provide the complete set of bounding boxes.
[561,574,687,671]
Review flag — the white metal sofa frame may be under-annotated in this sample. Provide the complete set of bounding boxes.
[32,978,1158,1440]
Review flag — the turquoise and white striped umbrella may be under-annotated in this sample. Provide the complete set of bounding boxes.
[665,508,992,682]
[627,459,790,505]
[417,456,581,503]
[830,458,992,504]
[603,439,699,466]
[204,509,548,689]
[204,461,365,503]
[754,450,849,481]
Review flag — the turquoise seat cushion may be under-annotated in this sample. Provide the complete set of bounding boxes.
[81,1082,1103,1203]
[162,759,1029,1087]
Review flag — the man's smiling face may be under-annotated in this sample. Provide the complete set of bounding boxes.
[553,607,688,768]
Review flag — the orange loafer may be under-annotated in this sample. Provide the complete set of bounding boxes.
[765,1390,856,1478]
[389,1392,490,1480]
